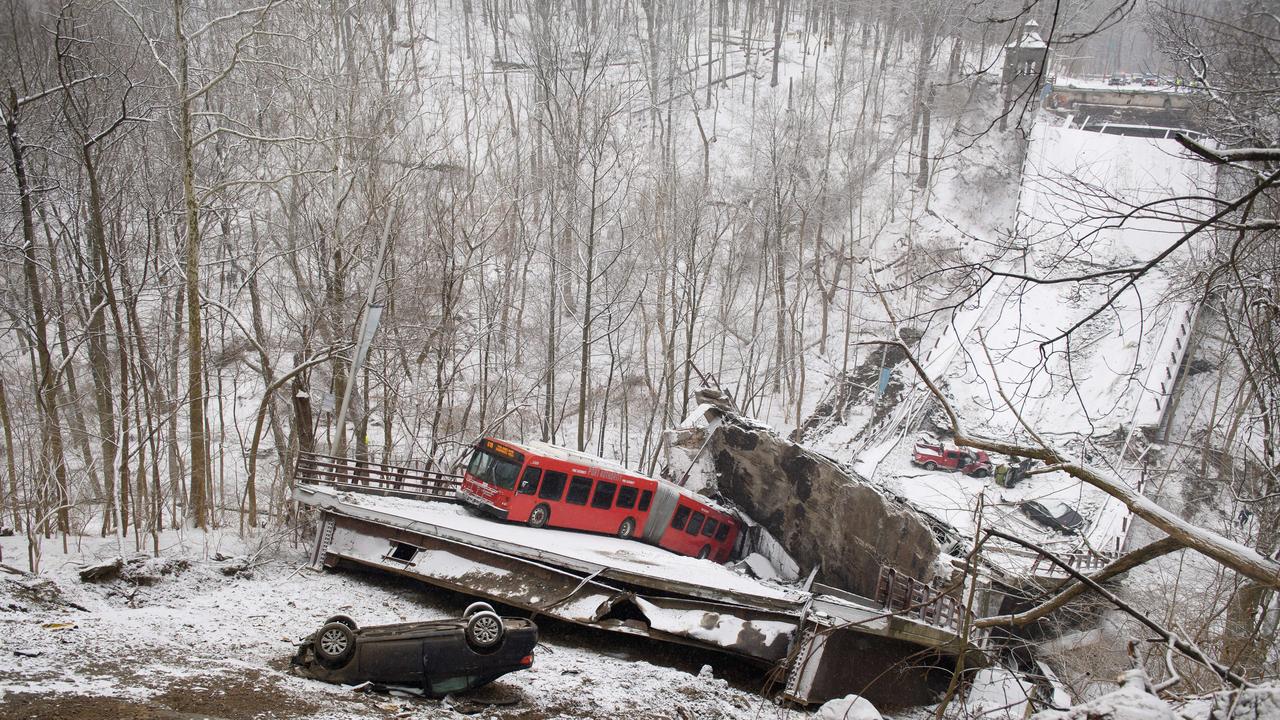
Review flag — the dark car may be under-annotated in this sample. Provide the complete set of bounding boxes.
[1020,500,1085,534]
[292,602,537,696]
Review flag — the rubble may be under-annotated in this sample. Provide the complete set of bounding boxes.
[78,558,124,582]
[1031,671,1174,720]
[77,555,191,586]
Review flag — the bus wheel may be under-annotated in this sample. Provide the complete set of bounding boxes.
[528,504,550,529]
[697,545,711,560]
[617,517,636,539]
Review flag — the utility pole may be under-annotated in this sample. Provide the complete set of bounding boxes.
[333,207,396,457]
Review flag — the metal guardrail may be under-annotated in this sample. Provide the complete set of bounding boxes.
[991,546,1118,575]
[874,566,973,635]
[293,452,462,501]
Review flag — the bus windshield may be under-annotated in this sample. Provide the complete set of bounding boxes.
[466,448,521,490]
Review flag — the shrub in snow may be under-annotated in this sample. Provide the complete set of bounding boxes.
[1177,685,1280,720]
[1032,671,1174,720]
[816,694,883,720]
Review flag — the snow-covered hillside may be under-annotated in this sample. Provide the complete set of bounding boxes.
[802,114,1215,568]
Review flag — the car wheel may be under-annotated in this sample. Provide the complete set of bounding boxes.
[465,610,505,651]
[528,504,550,529]
[697,545,711,560]
[314,622,356,666]
[971,468,989,478]
[617,517,636,539]
[923,461,937,471]
[464,601,495,619]
[324,614,358,632]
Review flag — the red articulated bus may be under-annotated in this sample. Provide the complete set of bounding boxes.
[457,437,740,563]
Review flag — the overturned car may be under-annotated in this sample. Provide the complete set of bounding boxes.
[292,602,538,696]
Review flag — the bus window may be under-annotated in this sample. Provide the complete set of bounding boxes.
[671,505,691,530]
[517,467,542,495]
[591,481,617,509]
[538,471,567,501]
[714,523,730,541]
[702,518,718,537]
[638,490,653,512]
[467,449,520,490]
[566,476,593,505]
[616,486,638,509]
[686,512,705,535]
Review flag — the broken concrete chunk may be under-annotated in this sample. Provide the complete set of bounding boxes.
[708,413,942,596]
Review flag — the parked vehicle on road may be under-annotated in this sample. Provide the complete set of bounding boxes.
[459,437,740,562]
[292,603,537,696]
[911,441,992,477]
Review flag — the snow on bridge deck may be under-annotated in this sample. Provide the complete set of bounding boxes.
[296,482,803,607]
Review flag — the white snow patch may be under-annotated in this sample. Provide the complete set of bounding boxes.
[817,694,883,720]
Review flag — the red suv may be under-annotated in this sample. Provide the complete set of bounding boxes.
[912,441,992,477]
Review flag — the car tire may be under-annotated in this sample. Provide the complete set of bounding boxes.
[923,461,937,471]
[324,614,358,632]
[464,601,495,619]
[528,504,550,529]
[314,622,356,667]
[697,545,711,560]
[465,610,505,651]
[617,517,636,539]
[971,468,989,478]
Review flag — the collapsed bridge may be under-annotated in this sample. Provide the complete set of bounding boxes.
[292,452,990,708]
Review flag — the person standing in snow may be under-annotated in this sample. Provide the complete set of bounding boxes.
[994,463,1010,488]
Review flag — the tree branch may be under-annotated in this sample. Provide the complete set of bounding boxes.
[976,536,1184,628]
[984,529,1248,688]
[864,339,1280,589]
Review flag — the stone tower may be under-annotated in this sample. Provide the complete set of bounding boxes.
[1001,19,1051,129]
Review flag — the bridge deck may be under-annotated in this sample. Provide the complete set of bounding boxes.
[293,481,986,704]
[295,483,803,609]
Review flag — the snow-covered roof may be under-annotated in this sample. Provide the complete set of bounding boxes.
[1007,19,1047,49]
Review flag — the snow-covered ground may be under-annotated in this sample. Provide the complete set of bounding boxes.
[805,111,1214,571]
[0,530,804,719]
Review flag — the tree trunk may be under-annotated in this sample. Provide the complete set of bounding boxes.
[40,212,102,499]
[174,0,210,528]
[0,379,20,532]
[6,89,72,539]
[576,168,600,451]
[917,82,935,189]
[771,0,787,87]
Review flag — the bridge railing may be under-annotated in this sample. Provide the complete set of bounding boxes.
[874,566,987,641]
[293,451,462,501]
